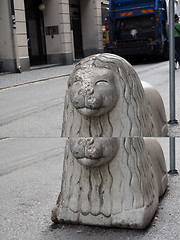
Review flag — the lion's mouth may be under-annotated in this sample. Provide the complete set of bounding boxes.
[77,107,100,116]
[77,157,103,167]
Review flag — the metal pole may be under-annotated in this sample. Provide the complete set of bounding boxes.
[169,137,178,174]
[169,0,178,124]
[168,0,178,174]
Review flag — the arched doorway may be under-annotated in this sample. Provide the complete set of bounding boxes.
[24,0,47,66]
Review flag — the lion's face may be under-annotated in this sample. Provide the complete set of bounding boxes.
[69,67,119,117]
[70,138,119,167]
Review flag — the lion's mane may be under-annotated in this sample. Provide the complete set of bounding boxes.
[62,53,160,137]
[52,137,163,228]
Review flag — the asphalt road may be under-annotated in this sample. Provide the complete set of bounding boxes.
[1,60,180,138]
[1,59,180,240]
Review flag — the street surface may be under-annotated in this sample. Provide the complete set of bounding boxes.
[1,59,180,240]
[1,60,180,138]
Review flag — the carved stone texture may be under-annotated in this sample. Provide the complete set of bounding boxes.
[52,137,168,229]
[61,53,168,137]
[53,53,168,229]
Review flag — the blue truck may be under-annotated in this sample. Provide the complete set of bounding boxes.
[106,0,170,58]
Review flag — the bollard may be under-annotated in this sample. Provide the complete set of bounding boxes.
[168,137,178,174]
[52,53,168,229]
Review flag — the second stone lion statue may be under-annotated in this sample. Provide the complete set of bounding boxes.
[61,53,168,137]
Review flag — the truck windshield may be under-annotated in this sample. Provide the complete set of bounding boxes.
[113,0,155,6]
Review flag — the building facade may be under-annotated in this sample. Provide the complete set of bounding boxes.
[0,0,104,73]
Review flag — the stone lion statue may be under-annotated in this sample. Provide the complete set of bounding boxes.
[61,53,168,137]
[52,53,168,229]
[52,137,168,229]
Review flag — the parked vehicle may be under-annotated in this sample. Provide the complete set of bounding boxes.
[106,0,179,58]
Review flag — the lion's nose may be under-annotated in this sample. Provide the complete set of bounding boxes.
[78,86,94,96]
[85,93,103,109]
[86,87,94,95]
[85,145,103,159]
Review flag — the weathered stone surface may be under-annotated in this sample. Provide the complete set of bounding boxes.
[142,81,168,137]
[52,137,168,229]
[52,53,168,229]
[61,53,168,137]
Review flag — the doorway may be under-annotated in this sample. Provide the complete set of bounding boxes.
[24,0,47,66]
[70,0,83,59]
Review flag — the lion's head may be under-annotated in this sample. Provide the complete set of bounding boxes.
[69,66,119,117]
[62,53,156,137]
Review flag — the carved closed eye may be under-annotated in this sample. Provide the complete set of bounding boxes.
[95,80,109,86]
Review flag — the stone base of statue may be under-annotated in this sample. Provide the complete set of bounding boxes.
[52,137,168,229]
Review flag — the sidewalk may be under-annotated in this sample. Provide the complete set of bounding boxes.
[0,64,75,89]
